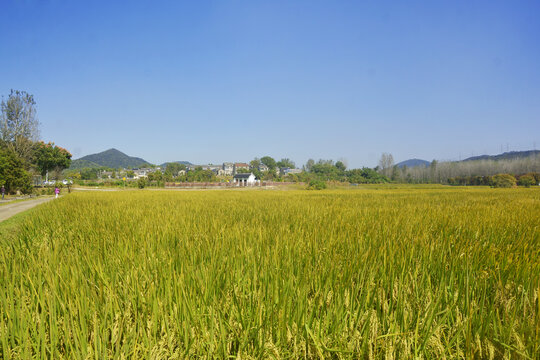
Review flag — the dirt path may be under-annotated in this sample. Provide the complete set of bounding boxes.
[0,197,54,222]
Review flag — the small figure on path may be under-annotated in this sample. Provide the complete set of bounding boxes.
[55,187,60,199]
[1,185,5,200]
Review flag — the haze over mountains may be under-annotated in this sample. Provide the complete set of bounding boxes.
[396,150,540,168]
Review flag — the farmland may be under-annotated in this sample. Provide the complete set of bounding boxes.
[1,187,539,358]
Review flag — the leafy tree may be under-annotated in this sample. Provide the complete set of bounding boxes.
[250,158,261,169]
[80,168,99,180]
[0,90,40,163]
[137,177,147,189]
[277,158,295,169]
[430,160,438,182]
[0,146,32,193]
[34,141,72,176]
[305,159,315,172]
[335,161,346,171]
[152,170,163,182]
[165,162,186,177]
[391,165,400,181]
[517,174,535,187]
[260,156,277,170]
[126,170,135,179]
[492,174,516,188]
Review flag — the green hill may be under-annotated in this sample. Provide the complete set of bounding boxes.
[463,150,540,162]
[71,148,150,169]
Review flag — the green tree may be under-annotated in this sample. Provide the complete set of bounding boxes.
[165,162,186,177]
[260,156,277,171]
[492,174,516,188]
[305,159,315,172]
[250,158,261,169]
[277,158,295,168]
[517,174,535,187]
[335,161,346,171]
[137,177,147,189]
[0,146,32,193]
[430,160,438,182]
[33,141,72,176]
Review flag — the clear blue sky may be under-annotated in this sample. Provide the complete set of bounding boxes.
[1,1,539,167]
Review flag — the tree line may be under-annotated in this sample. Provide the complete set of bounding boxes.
[0,90,72,194]
[378,152,540,187]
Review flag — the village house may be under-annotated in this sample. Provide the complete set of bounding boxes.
[233,173,257,186]
[132,168,153,179]
[280,167,302,176]
[222,162,234,175]
[100,171,114,179]
[258,164,269,172]
[233,163,250,175]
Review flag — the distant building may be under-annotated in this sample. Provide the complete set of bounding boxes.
[233,173,257,186]
[233,163,250,175]
[280,168,302,176]
[258,164,269,172]
[222,162,234,176]
[133,168,154,179]
[100,171,114,179]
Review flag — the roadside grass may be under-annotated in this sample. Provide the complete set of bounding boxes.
[0,205,37,237]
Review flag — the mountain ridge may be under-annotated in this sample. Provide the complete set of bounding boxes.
[70,148,150,169]
[396,159,430,168]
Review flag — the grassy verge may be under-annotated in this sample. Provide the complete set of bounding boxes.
[0,207,33,238]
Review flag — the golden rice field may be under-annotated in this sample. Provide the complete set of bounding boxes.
[1,187,539,359]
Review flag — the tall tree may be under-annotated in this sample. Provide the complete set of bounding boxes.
[260,156,277,170]
[0,147,32,193]
[165,162,185,177]
[335,161,346,171]
[0,90,40,163]
[378,153,394,177]
[277,158,295,168]
[305,159,315,172]
[34,142,72,177]
[250,158,261,169]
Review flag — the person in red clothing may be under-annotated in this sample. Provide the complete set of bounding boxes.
[55,187,60,199]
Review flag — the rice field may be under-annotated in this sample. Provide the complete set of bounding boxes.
[0,187,539,359]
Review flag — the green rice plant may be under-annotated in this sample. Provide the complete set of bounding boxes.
[0,187,539,358]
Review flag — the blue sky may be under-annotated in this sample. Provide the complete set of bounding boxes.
[1,0,539,167]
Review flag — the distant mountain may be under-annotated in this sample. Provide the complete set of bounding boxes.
[396,159,430,168]
[463,150,540,162]
[70,148,150,169]
[160,161,193,167]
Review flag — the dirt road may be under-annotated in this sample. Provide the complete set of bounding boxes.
[0,197,54,222]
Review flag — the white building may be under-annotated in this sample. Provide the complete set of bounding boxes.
[233,173,257,186]
[280,167,302,176]
[222,162,234,176]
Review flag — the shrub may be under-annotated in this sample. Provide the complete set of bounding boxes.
[137,178,147,189]
[492,173,516,188]
[307,179,327,190]
[517,174,535,187]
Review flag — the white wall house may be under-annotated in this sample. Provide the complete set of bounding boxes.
[233,173,257,186]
